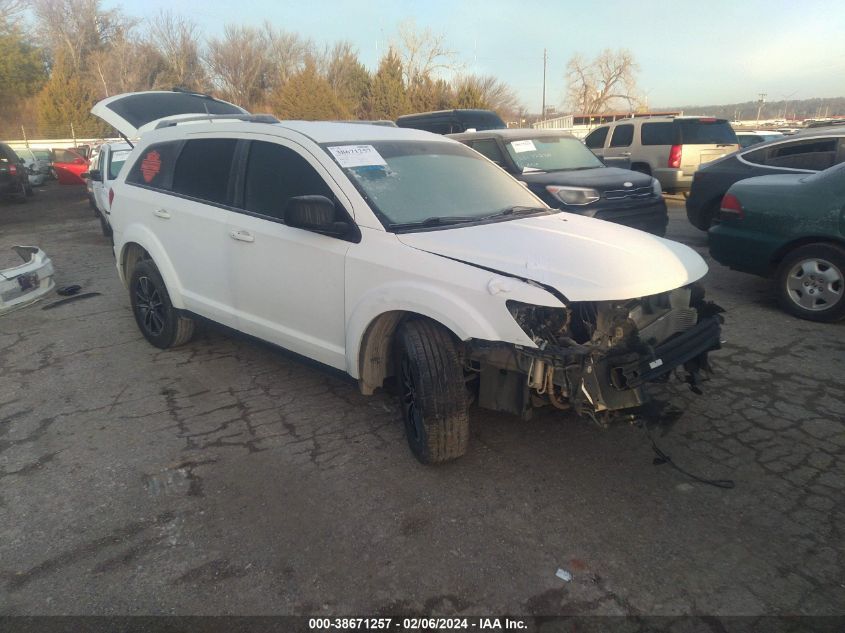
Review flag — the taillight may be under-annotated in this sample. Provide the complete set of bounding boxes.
[719,193,744,220]
[108,188,114,208]
[668,145,682,169]
[9,164,17,176]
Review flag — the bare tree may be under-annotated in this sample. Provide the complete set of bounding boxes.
[0,0,27,31]
[452,74,521,117]
[205,24,272,110]
[565,49,641,114]
[147,10,206,92]
[88,30,166,97]
[395,20,458,86]
[205,23,313,110]
[31,0,132,68]
[264,23,313,92]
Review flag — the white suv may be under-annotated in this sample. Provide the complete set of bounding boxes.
[93,91,724,464]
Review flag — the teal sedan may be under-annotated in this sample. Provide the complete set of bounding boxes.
[709,162,845,322]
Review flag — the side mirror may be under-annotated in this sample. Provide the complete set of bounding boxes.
[73,157,85,165]
[285,195,351,237]
[87,169,103,181]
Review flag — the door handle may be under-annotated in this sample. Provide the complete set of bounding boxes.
[620,152,632,157]
[153,208,171,219]
[229,230,255,243]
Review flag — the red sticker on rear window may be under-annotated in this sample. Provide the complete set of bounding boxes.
[140,150,161,183]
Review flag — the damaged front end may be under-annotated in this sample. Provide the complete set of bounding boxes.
[0,246,56,315]
[468,285,723,422]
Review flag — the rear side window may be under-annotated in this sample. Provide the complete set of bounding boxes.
[744,138,838,171]
[609,124,634,147]
[470,139,506,164]
[127,141,181,190]
[171,139,238,205]
[243,141,334,221]
[675,119,737,144]
[584,127,608,149]
[641,122,677,146]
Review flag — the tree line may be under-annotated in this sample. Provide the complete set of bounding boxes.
[0,0,524,138]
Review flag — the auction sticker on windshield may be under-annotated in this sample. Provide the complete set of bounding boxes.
[328,145,387,168]
[510,140,537,153]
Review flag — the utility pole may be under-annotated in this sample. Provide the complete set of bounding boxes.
[755,93,766,126]
[541,48,547,122]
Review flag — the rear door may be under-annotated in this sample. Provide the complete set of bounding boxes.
[124,137,239,326]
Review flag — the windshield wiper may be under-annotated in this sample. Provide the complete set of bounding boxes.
[388,206,549,231]
[483,205,550,219]
[388,216,481,230]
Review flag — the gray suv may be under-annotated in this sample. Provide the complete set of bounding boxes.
[585,116,740,194]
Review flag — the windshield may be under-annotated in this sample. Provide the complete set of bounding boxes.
[109,150,131,179]
[324,140,546,230]
[504,136,603,172]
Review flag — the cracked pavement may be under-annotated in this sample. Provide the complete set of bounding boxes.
[0,186,843,617]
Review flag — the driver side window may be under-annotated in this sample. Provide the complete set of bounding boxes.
[243,141,335,221]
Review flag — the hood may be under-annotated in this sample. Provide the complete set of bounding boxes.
[91,90,248,137]
[519,166,653,190]
[397,213,707,302]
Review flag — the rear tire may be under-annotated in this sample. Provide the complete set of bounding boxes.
[129,260,195,348]
[775,243,845,322]
[689,199,720,231]
[395,319,469,464]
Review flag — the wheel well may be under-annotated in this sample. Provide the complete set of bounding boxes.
[630,162,652,175]
[770,237,845,271]
[121,243,150,284]
[357,311,462,395]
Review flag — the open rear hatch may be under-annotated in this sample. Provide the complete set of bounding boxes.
[91,90,249,138]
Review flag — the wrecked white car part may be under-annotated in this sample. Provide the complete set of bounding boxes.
[0,246,56,314]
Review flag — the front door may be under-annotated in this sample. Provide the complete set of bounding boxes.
[227,139,351,369]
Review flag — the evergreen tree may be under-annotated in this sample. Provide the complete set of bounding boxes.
[270,59,349,120]
[37,50,107,136]
[368,48,409,120]
[0,29,48,109]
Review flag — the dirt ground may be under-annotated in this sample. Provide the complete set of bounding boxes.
[1,184,843,619]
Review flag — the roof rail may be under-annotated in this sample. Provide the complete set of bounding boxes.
[154,114,280,129]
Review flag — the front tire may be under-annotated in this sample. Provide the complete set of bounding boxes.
[129,260,195,348]
[395,320,469,464]
[775,244,845,322]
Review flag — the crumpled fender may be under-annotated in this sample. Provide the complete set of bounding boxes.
[344,258,563,379]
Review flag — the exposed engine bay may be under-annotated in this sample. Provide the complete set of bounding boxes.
[467,284,724,422]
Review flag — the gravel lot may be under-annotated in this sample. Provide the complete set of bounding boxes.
[1,183,843,618]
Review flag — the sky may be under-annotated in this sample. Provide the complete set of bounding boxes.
[102,0,845,113]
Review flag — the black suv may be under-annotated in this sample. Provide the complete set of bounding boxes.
[450,129,668,236]
[686,128,845,230]
[0,143,32,202]
[396,109,506,134]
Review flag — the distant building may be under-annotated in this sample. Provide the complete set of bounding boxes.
[532,111,682,138]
